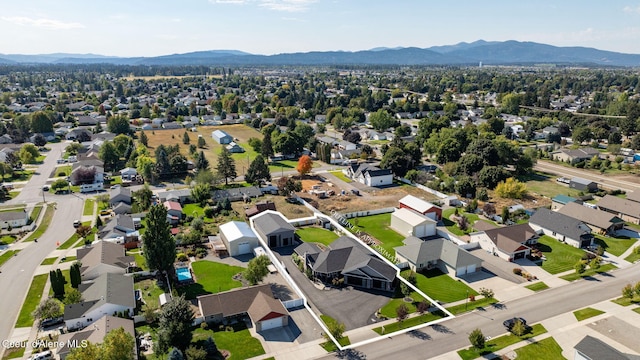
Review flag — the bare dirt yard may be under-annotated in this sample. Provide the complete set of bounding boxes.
[142,124,263,170]
[230,193,315,220]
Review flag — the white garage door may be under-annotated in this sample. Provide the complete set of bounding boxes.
[259,317,283,331]
[237,242,251,255]
[456,267,466,276]
[414,225,426,238]
[466,264,476,274]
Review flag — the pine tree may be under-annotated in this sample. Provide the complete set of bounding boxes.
[195,151,209,171]
[70,262,81,289]
[157,296,194,353]
[139,130,148,147]
[245,155,271,186]
[216,147,237,185]
[261,132,274,158]
[182,132,190,145]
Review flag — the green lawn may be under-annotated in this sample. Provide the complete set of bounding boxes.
[408,269,478,303]
[536,235,585,274]
[525,282,549,292]
[135,279,165,310]
[0,250,19,266]
[457,324,548,360]
[268,159,320,173]
[559,263,617,281]
[40,257,57,265]
[296,227,339,246]
[514,337,566,360]
[573,307,605,321]
[372,311,447,335]
[594,235,637,257]
[522,171,581,198]
[183,203,205,217]
[2,347,25,359]
[329,170,352,183]
[193,323,265,360]
[53,165,72,177]
[380,291,427,318]
[178,261,244,299]
[319,314,352,350]
[58,232,82,249]
[0,235,17,245]
[633,307,640,315]
[128,250,149,271]
[15,274,48,327]
[611,296,640,306]
[442,208,480,236]
[29,204,43,224]
[348,213,404,256]
[60,256,76,263]
[48,269,73,297]
[83,198,95,216]
[446,297,499,315]
[625,248,640,263]
[25,204,55,242]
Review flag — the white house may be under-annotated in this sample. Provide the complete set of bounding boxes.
[219,221,260,256]
[529,208,593,248]
[0,210,29,229]
[470,224,538,261]
[345,163,393,187]
[390,208,437,238]
[63,273,135,331]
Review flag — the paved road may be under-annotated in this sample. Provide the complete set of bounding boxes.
[535,160,640,193]
[315,264,640,360]
[0,142,81,356]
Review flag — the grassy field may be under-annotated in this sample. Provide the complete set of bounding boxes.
[0,235,17,245]
[523,171,581,198]
[573,307,605,321]
[457,324,548,360]
[25,204,55,242]
[269,159,320,173]
[83,198,95,216]
[525,282,549,292]
[0,250,19,266]
[536,236,585,274]
[594,235,637,257]
[40,257,57,265]
[328,170,352,183]
[514,337,565,360]
[143,124,263,173]
[348,213,404,256]
[442,208,480,236]
[296,227,339,246]
[560,263,617,281]
[178,260,244,299]
[15,274,48,327]
[192,323,265,360]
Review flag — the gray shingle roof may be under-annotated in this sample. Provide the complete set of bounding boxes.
[76,241,134,275]
[64,273,134,320]
[395,237,482,269]
[598,195,640,219]
[253,212,295,236]
[529,208,591,241]
[558,202,624,230]
[0,210,27,222]
[574,335,632,360]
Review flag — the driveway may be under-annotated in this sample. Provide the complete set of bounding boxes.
[470,249,527,284]
[272,245,391,330]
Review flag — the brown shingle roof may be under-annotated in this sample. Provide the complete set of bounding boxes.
[198,284,285,320]
[557,202,624,230]
[482,224,537,253]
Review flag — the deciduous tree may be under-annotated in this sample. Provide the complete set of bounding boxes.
[32,298,63,322]
[143,204,176,273]
[296,155,313,176]
[244,255,270,285]
[157,295,194,353]
[469,328,485,349]
[245,155,271,186]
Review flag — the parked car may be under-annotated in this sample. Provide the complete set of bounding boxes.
[100,209,112,216]
[73,220,81,228]
[503,317,527,331]
[40,317,64,328]
[42,185,49,191]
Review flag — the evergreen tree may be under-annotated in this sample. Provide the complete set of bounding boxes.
[182,131,190,145]
[261,132,274,158]
[197,136,206,148]
[139,130,148,147]
[195,151,209,171]
[216,147,237,185]
[70,262,82,289]
[143,204,176,273]
[204,337,218,358]
[167,348,184,360]
[245,155,271,186]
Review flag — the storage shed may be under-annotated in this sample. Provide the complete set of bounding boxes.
[212,129,233,144]
[219,221,260,256]
[390,208,437,238]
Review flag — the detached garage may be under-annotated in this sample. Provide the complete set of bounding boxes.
[219,221,260,256]
[390,208,437,238]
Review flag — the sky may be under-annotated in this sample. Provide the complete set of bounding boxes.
[1,0,640,57]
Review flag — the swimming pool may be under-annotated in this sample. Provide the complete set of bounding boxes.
[176,267,192,282]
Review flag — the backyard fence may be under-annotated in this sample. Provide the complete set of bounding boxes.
[340,207,395,219]
[282,298,304,309]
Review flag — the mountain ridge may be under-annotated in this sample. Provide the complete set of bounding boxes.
[1,41,639,66]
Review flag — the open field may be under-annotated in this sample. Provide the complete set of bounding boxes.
[230,193,314,220]
[523,171,582,198]
[142,124,263,173]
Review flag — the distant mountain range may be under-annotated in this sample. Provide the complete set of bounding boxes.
[2,41,640,67]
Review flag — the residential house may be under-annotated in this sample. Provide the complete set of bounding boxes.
[245,201,277,219]
[574,335,634,360]
[226,142,245,153]
[157,189,192,204]
[529,208,593,248]
[212,130,233,144]
[570,177,598,192]
[344,163,393,187]
[625,190,640,203]
[98,214,137,246]
[112,202,132,215]
[212,186,263,203]
[0,210,29,229]
[470,224,539,261]
[251,211,296,248]
[395,237,482,276]
[597,195,640,224]
[162,122,183,129]
[29,132,56,142]
[557,202,624,235]
[198,284,289,331]
[398,194,442,220]
[63,273,135,331]
[66,128,92,141]
[390,208,437,238]
[70,165,104,186]
[552,148,600,164]
[76,241,135,280]
[294,236,396,291]
[551,195,578,210]
[109,187,132,207]
[56,316,136,360]
[76,115,99,126]
[219,221,260,256]
[119,167,137,180]
[164,201,183,224]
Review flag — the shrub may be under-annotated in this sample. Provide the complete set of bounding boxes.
[622,284,634,299]
[176,253,188,262]
[469,328,485,349]
[479,288,494,299]
[200,322,208,330]
[195,248,207,258]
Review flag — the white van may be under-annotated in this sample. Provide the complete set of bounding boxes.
[30,350,53,360]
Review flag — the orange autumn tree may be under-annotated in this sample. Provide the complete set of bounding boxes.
[296,155,313,176]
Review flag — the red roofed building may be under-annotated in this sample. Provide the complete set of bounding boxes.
[163,201,183,224]
[399,195,442,221]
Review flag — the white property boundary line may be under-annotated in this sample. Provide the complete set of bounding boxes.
[250,209,454,352]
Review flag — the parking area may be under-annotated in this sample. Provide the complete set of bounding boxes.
[272,245,392,330]
[470,248,527,284]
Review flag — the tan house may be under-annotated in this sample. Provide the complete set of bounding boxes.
[557,202,624,235]
[597,195,640,225]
